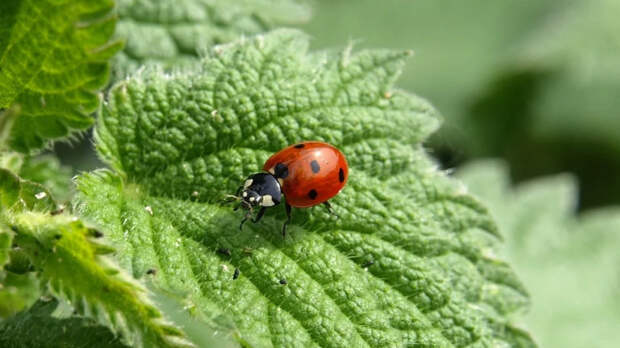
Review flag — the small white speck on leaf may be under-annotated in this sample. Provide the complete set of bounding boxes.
[35,191,47,200]
[222,264,229,272]
[211,110,218,116]
[191,191,199,197]
[455,182,468,195]
[145,206,153,215]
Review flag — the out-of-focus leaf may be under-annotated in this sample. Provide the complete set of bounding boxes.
[0,0,122,152]
[0,271,40,318]
[458,160,620,348]
[112,0,312,80]
[465,0,620,208]
[0,153,73,202]
[0,299,128,348]
[300,0,559,143]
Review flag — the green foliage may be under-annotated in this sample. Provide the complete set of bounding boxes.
[10,212,192,347]
[458,160,620,348]
[0,168,191,347]
[113,0,312,80]
[0,299,127,348]
[77,29,532,347]
[0,153,73,202]
[0,0,122,153]
[465,0,620,208]
[0,227,10,267]
[0,271,40,319]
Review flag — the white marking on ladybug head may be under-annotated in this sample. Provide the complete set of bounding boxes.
[268,167,275,175]
[249,196,256,202]
[244,179,253,189]
[261,195,275,207]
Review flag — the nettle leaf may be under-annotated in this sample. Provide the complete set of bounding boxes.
[0,299,127,348]
[0,168,190,347]
[0,0,122,153]
[0,152,73,202]
[0,168,56,213]
[458,160,620,348]
[8,212,192,347]
[0,271,40,319]
[77,29,532,347]
[113,0,311,80]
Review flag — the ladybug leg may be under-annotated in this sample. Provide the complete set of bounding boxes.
[282,203,292,238]
[323,201,339,219]
[252,207,267,223]
[239,208,253,230]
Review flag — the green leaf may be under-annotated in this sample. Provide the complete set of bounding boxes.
[113,0,312,81]
[0,0,122,153]
[0,299,128,348]
[0,271,40,318]
[458,160,620,348]
[6,211,191,347]
[0,168,56,213]
[0,168,190,347]
[0,153,73,202]
[78,29,532,347]
[0,227,11,267]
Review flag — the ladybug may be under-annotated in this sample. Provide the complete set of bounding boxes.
[231,141,348,237]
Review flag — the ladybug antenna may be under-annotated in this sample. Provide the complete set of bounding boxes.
[222,194,241,204]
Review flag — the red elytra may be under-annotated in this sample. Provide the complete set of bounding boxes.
[263,141,348,208]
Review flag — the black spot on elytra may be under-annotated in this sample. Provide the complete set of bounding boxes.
[274,163,289,179]
[308,189,318,200]
[310,160,320,173]
[294,143,305,148]
[339,168,345,182]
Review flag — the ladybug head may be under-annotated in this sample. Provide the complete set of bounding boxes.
[238,173,282,209]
